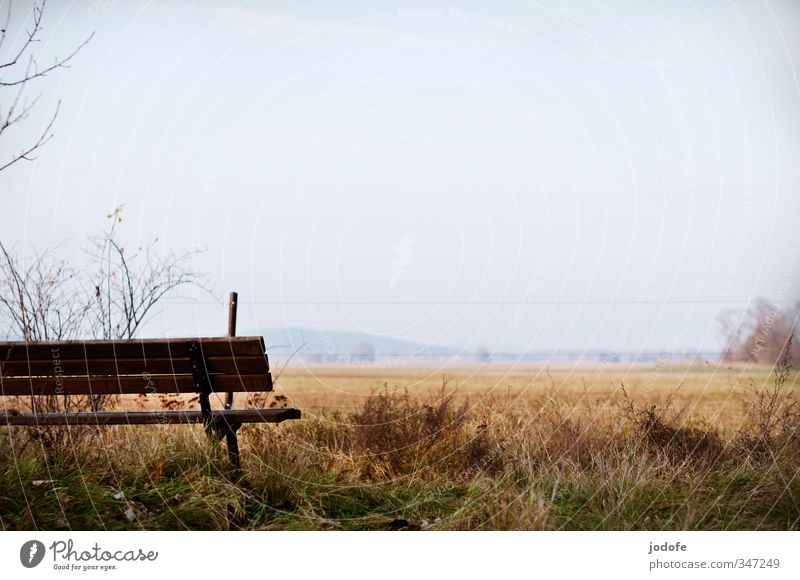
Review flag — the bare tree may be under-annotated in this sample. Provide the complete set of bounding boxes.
[719,299,800,365]
[0,0,93,173]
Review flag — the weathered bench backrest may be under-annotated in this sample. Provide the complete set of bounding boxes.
[0,337,272,396]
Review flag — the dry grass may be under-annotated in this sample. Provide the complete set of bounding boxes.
[0,362,797,530]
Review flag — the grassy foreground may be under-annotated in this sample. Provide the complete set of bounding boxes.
[1,365,798,531]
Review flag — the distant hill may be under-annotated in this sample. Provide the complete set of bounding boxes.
[252,327,459,363]
[250,327,718,365]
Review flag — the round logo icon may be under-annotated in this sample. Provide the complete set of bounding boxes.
[20,540,46,568]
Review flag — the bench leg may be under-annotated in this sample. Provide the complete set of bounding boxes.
[208,416,243,471]
[225,427,240,469]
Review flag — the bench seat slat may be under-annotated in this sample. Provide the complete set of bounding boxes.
[0,337,266,362]
[0,355,270,377]
[0,408,301,425]
[0,373,273,396]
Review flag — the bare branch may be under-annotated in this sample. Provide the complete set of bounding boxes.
[0,99,58,172]
[0,0,46,73]
[1,87,43,136]
[0,1,92,174]
[0,2,12,55]
[0,32,94,86]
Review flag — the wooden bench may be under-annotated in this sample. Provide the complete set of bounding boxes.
[0,293,300,468]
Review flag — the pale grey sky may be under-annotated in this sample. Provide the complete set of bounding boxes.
[1,0,798,354]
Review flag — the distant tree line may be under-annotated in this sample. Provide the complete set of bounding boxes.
[719,299,799,365]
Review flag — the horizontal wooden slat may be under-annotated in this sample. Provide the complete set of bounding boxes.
[0,408,301,426]
[0,355,269,378]
[0,373,273,396]
[0,337,266,362]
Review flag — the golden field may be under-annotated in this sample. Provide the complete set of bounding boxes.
[274,363,779,430]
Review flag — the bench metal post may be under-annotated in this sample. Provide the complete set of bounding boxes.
[188,339,241,470]
[224,292,241,470]
[225,422,241,468]
[225,291,237,410]
[187,340,213,428]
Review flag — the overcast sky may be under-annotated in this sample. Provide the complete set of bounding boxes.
[1,0,799,354]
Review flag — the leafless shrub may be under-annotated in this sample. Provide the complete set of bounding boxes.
[0,241,99,450]
[736,338,799,460]
[350,380,470,477]
[620,384,724,465]
[461,424,503,476]
[0,243,91,341]
[87,208,204,340]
